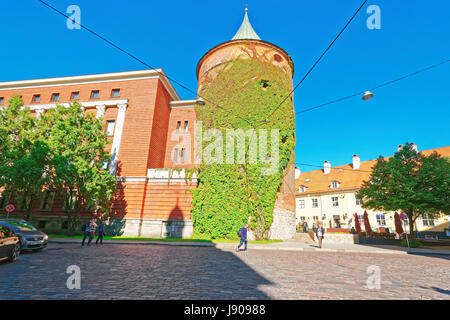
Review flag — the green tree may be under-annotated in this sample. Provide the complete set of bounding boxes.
[357,143,450,238]
[0,96,51,219]
[39,102,116,230]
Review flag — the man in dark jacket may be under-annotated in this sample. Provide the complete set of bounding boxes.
[81,220,92,247]
[96,221,106,245]
[236,225,248,252]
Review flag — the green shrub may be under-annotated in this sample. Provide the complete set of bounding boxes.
[399,239,423,248]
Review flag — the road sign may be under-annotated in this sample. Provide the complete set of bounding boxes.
[5,204,14,213]
[399,213,407,221]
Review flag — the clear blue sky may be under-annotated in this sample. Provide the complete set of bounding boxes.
[1,1,449,172]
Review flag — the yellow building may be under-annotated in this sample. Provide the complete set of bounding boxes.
[295,145,450,238]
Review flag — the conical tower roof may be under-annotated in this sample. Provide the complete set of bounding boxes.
[232,7,261,40]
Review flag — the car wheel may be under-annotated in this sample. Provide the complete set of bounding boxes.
[9,243,21,262]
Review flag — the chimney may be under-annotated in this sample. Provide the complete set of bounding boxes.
[352,155,360,170]
[323,161,331,175]
[295,167,301,179]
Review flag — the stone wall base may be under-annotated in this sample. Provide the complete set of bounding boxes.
[9,215,194,238]
[323,233,360,244]
[247,207,296,241]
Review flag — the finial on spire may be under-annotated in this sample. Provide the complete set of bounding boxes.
[232,5,261,40]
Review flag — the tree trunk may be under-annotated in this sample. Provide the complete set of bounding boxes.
[407,210,415,239]
[24,194,33,221]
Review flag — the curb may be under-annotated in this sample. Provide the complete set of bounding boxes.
[49,239,450,255]
[49,239,216,248]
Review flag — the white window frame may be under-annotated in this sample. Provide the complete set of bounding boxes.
[298,199,305,209]
[376,214,386,226]
[357,215,364,226]
[106,120,115,137]
[312,198,318,208]
[422,214,435,227]
[40,190,56,211]
[62,190,77,212]
[331,196,339,207]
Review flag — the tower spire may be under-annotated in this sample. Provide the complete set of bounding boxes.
[232,6,261,40]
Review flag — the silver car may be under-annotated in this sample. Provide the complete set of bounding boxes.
[0,219,48,251]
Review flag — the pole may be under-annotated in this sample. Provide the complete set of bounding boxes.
[403,220,410,250]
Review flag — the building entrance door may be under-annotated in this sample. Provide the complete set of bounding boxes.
[333,215,341,228]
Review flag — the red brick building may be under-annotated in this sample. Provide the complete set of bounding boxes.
[0,69,198,236]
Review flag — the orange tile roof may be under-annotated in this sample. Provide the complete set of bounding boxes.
[295,146,450,196]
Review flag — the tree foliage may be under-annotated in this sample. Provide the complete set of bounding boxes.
[0,97,116,229]
[357,143,450,237]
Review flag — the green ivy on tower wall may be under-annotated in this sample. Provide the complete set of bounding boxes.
[192,58,295,240]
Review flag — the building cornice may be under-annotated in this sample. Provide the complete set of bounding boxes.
[169,100,196,109]
[0,69,181,101]
[196,39,294,80]
[296,188,361,198]
[24,99,129,111]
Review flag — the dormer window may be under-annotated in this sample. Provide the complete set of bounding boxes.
[298,186,307,193]
[330,181,340,189]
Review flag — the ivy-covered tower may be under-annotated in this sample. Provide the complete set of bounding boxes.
[193,7,296,240]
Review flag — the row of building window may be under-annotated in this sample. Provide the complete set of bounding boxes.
[299,214,435,228]
[298,181,340,193]
[298,197,364,209]
[0,89,121,106]
[0,190,96,212]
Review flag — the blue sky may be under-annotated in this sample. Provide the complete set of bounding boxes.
[1,1,449,172]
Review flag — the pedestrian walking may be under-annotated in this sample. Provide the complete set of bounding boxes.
[303,221,308,233]
[316,223,325,248]
[96,221,106,245]
[81,220,93,247]
[312,222,317,234]
[90,218,97,239]
[236,225,248,252]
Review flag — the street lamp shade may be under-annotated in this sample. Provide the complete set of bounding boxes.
[362,91,374,101]
[196,97,206,106]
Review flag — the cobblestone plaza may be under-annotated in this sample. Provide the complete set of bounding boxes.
[1,243,449,300]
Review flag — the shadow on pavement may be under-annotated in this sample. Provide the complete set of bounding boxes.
[0,243,273,300]
[431,287,450,295]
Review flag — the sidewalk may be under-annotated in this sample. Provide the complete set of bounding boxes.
[49,238,450,255]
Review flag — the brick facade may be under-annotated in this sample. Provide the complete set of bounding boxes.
[0,70,197,236]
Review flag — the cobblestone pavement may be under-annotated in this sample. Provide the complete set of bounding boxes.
[1,243,449,300]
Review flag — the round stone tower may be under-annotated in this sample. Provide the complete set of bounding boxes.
[194,7,296,240]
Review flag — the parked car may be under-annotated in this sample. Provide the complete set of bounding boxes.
[0,219,48,251]
[0,225,21,263]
